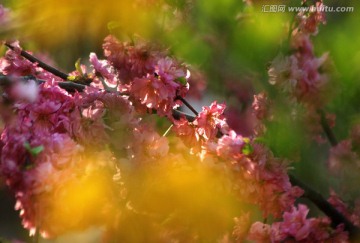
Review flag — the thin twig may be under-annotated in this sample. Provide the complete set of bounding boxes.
[162,124,173,137]
[175,95,199,116]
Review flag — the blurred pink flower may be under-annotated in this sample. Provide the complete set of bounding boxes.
[252,92,270,120]
[194,101,228,140]
[10,79,39,103]
[247,222,271,242]
[282,204,312,240]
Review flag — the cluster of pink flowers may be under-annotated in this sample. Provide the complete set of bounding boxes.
[247,204,348,242]
[173,101,229,152]
[0,41,60,81]
[172,101,303,219]
[0,41,176,237]
[1,80,88,236]
[98,35,190,117]
[252,92,270,121]
[328,190,360,228]
[268,0,329,106]
[327,136,360,203]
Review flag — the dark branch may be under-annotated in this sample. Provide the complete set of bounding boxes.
[0,75,85,92]
[175,95,199,116]
[172,109,196,122]
[317,109,338,146]
[289,175,360,238]
[4,43,69,80]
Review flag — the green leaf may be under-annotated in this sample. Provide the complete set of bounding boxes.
[175,77,187,85]
[24,142,44,156]
[242,143,253,155]
[31,146,44,155]
[67,75,77,81]
[23,141,31,150]
[75,58,83,76]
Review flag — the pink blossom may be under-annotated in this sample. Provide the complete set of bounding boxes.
[0,43,35,76]
[245,144,304,218]
[89,52,120,91]
[99,92,137,126]
[269,48,329,104]
[1,131,86,236]
[282,204,312,240]
[297,1,326,35]
[102,35,159,82]
[96,92,140,152]
[247,222,271,242]
[232,213,251,241]
[114,123,171,166]
[328,189,351,219]
[328,140,358,173]
[102,35,189,116]
[141,129,169,158]
[37,133,83,169]
[66,91,110,147]
[328,189,360,227]
[148,136,169,158]
[353,199,360,227]
[216,130,245,160]
[194,101,228,140]
[130,75,186,117]
[10,79,39,103]
[0,75,122,237]
[295,52,329,101]
[2,124,114,236]
[252,92,270,120]
[155,57,187,84]
[270,222,287,242]
[179,126,303,219]
[258,204,350,242]
[268,1,329,106]
[172,117,199,152]
[268,54,303,89]
[291,31,314,56]
[328,226,349,243]
[0,42,60,81]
